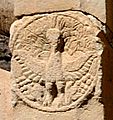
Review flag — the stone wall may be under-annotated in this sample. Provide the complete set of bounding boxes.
[0,0,15,71]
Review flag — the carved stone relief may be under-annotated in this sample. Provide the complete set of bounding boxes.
[9,11,103,112]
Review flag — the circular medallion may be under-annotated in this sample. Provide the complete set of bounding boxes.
[10,11,103,112]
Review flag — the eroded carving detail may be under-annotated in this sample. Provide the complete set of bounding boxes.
[9,11,103,112]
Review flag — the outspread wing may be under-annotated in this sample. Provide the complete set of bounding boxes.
[62,51,99,104]
[13,53,46,103]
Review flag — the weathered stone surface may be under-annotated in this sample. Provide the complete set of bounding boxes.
[14,0,80,15]
[14,0,105,23]
[0,69,13,120]
[13,99,104,120]
[0,34,11,71]
[0,0,15,71]
[9,11,104,119]
[80,0,106,23]
[0,0,15,35]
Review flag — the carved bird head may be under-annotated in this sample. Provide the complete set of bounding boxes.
[46,28,61,47]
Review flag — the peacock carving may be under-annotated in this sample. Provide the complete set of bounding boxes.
[9,11,103,112]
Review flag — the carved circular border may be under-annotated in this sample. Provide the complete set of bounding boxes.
[10,11,102,112]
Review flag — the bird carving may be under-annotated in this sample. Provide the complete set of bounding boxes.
[10,12,102,111]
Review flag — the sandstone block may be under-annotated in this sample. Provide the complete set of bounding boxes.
[9,11,104,120]
[0,69,12,120]
[14,0,105,23]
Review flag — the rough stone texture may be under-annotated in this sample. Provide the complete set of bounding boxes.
[0,34,11,71]
[0,0,15,35]
[14,0,106,23]
[80,0,105,23]
[12,99,104,120]
[9,11,104,119]
[0,0,15,71]
[0,69,13,120]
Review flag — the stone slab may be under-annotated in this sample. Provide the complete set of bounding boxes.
[13,99,104,120]
[14,0,105,23]
[9,11,104,119]
[0,69,13,120]
[80,0,106,23]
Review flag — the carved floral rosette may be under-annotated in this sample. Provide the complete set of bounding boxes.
[9,11,103,112]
